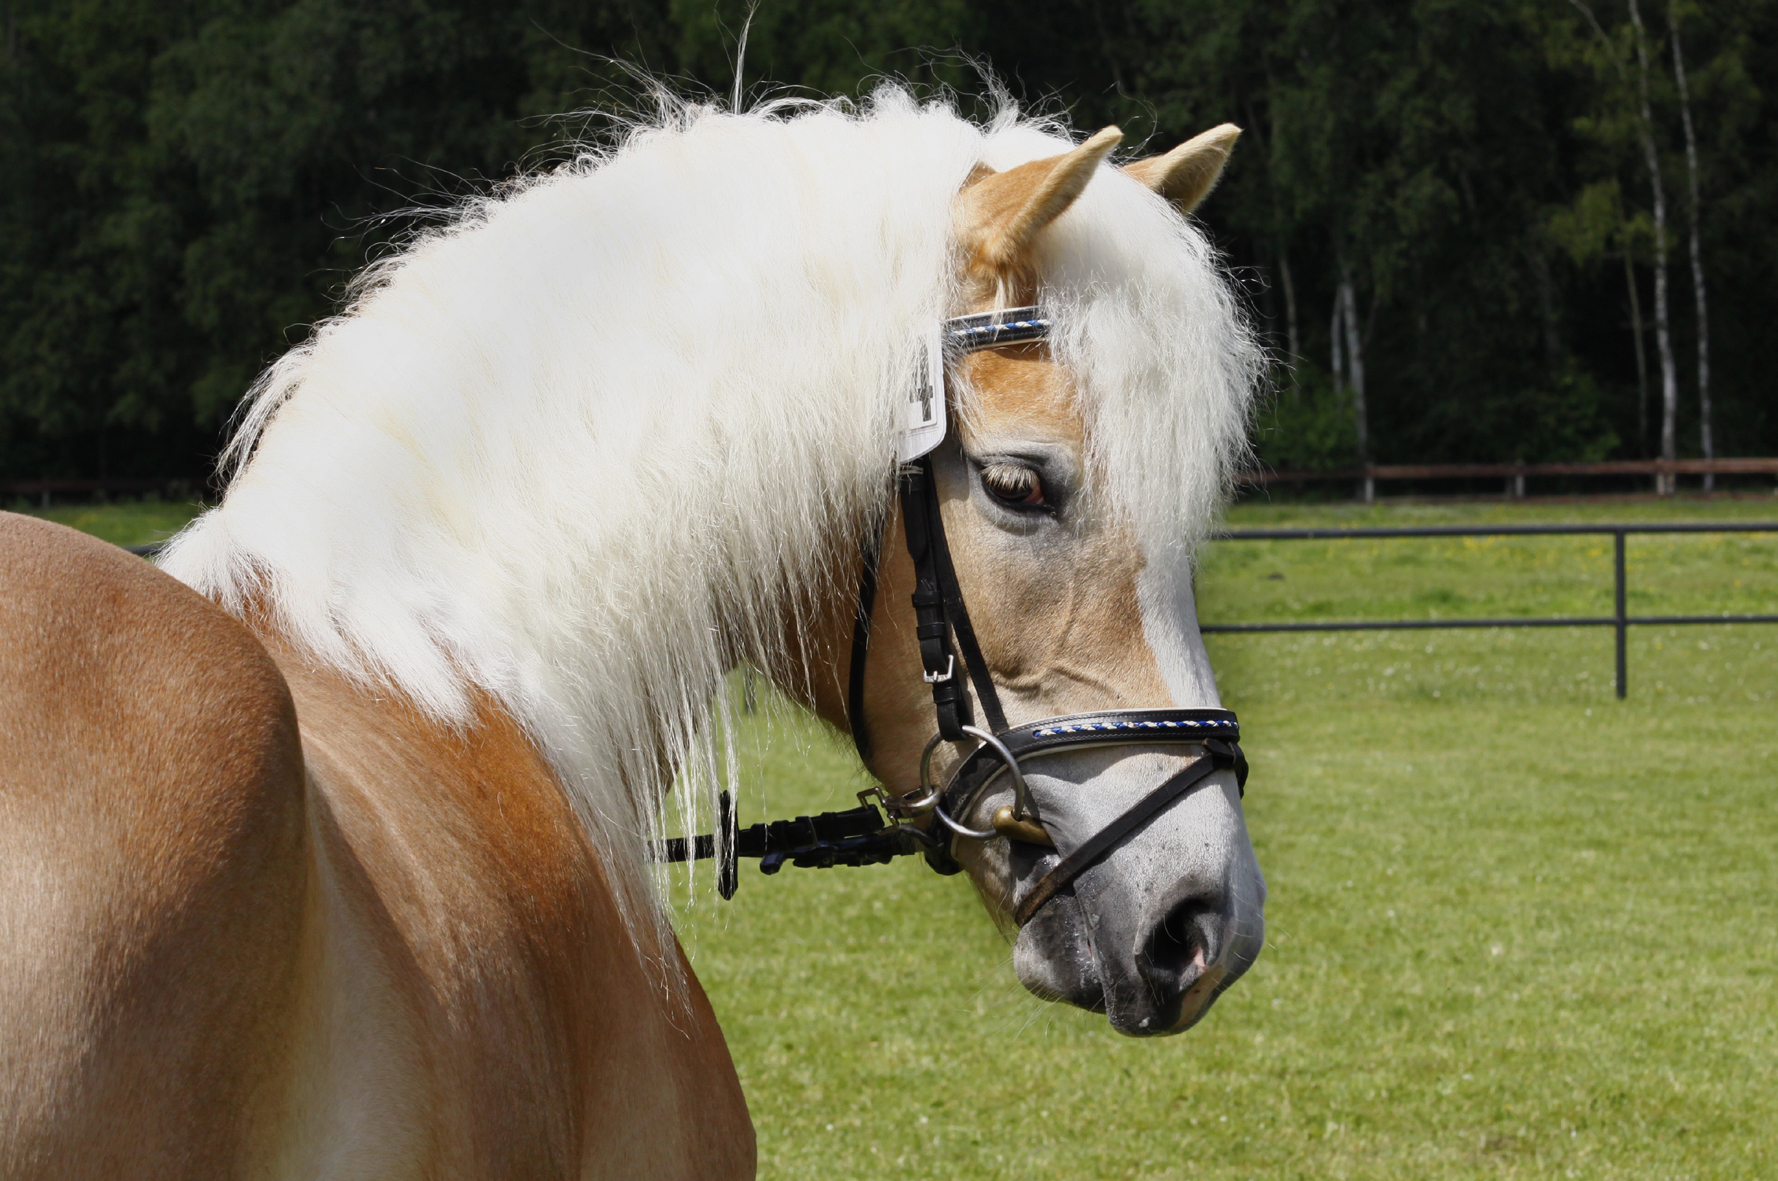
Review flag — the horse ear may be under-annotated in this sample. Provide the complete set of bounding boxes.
[1123,123,1241,215]
[959,126,1124,286]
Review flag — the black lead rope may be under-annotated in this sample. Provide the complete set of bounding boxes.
[654,791,926,881]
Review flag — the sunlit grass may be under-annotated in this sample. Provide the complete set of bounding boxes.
[13,497,205,547]
[1202,498,1778,625]
[678,497,1778,1180]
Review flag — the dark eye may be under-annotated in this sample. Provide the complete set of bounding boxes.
[981,462,1047,508]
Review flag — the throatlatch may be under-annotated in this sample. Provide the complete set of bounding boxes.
[658,306,1249,925]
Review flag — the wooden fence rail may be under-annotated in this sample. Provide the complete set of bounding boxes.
[9,459,1777,509]
[1239,457,1778,501]
[3,478,196,508]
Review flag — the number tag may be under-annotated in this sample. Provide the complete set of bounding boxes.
[897,321,947,463]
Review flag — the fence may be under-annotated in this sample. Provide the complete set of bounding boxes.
[5,478,194,509]
[23,459,1777,507]
[1239,457,1778,502]
[124,523,1778,698]
[1200,522,1778,697]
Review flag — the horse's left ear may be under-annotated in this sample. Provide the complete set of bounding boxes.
[1124,124,1242,215]
[959,126,1124,290]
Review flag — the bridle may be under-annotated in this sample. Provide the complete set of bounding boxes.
[660,307,1248,927]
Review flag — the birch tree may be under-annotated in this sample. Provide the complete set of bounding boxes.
[1339,270,1368,467]
[1668,2,1712,486]
[1625,0,1680,492]
[1568,0,1679,491]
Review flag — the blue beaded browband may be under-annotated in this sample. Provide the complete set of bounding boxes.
[942,308,1053,353]
[660,307,1248,925]
[1031,716,1241,740]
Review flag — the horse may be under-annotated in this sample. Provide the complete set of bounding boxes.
[0,90,1265,1178]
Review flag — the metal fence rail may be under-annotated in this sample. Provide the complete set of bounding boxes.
[128,523,1778,698]
[1200,522,1778,698]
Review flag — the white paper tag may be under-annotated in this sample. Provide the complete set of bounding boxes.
[897,321,947,463]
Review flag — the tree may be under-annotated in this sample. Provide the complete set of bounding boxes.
[1566,0,1679,489]
[1667,0,1710,487]
[3,0,1775,483]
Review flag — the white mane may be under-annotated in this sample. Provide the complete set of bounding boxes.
[160,88,1260,949]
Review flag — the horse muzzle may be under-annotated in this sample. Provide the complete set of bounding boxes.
[999,748,1266,1036]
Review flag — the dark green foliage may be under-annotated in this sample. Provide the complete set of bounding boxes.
[1253,372,1361,474]
[0,0,671,478]
[1,0,1773,480]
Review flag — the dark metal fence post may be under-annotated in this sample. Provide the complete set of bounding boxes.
[1614,530,1628,699]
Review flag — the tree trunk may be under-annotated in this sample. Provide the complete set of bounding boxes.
[1340,269,1368,465]
[1669,2,1712,490]
[1627,0,1679,495]
[1625,249,1650,455]
[1279,251,1300,367]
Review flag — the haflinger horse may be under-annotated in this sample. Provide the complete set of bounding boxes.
[0,91,1264,1178]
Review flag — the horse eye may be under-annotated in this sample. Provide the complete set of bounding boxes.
[981,462,1046,508]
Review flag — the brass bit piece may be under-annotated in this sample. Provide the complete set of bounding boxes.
[991,805,1055,847]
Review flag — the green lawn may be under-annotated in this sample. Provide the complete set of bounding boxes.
[14,498,205,548]
[1201,498,1778,628]
[50,496,1778,1178]
[678,497,1778,1180]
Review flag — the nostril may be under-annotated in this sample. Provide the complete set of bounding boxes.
[1140,896,1218,992]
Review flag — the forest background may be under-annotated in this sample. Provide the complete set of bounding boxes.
[1,0,1772,486]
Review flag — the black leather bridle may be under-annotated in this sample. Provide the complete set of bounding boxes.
[659,307,1247,926]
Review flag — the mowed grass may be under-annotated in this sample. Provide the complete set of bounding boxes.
[12,497,205,548]
[49,497,1778,1178]
[676,497,1778,1180]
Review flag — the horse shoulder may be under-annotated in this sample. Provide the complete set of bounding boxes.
[270,650,755,1180]
[0,513,309,1179]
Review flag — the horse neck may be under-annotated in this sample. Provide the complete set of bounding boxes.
[754,528,869,729]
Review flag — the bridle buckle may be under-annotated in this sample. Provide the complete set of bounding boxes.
[921,655,955,684]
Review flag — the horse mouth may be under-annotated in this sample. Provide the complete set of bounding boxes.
[1010,867,1257,1037]
[983,745,1264,1037]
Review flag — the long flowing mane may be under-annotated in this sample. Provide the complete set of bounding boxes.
[160,88,1261,948]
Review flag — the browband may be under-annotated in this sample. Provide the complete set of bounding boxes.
[941,307,1052,355]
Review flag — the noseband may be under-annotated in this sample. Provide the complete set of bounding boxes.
[660,307,1248,926]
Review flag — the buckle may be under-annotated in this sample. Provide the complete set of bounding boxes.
[922,655,955,684]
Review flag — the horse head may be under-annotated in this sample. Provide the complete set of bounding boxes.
[805,125,1266,1037]
[161,95,1264,1049]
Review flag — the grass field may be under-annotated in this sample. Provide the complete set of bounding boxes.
[676,497,1777,1181]
[43,496,1778,1178]
[13,497,206,547]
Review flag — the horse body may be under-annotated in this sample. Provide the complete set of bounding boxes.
[0,515,751,1178]
[1,92,1265,1174]
[0,513,307,1176]
[263,644,752,1179]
